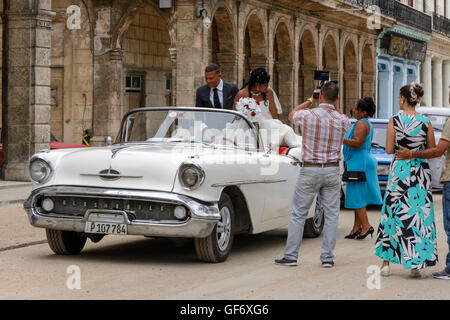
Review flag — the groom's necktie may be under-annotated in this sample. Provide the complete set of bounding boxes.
[213,87,222,109]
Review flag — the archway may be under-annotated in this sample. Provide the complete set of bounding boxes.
[210,7,237,84]
[343,39,358,116]
[299,28,317,104]
[122,5,172,112]
[243,13,266,87]
[322,34,339,81]
[273,21,293,123]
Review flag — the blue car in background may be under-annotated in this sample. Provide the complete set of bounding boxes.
[370,119,392,197]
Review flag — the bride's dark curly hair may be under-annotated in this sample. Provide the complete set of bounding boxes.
[243,67,271,101]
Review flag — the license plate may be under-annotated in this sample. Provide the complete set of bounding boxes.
[85,222,127,235]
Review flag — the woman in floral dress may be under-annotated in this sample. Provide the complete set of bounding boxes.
[375,83,438,277]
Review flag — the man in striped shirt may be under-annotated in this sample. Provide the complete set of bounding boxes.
[275,81,351,268]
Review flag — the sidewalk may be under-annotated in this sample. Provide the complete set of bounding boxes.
[0,180,33,207]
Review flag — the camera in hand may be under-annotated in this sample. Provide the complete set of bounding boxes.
[313,70,330,99]
[314,70,330,82]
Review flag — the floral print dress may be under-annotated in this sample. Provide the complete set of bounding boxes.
[375,113,438,270]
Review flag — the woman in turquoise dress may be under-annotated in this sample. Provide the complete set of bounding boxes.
[343,97,383,240]
[375,83,438,278]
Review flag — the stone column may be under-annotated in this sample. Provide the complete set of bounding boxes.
[432,58,443,107]
[357,35,362,100]
[274,61,294,124]
[293,18,301,108]
[169,47,177,106]
[421,55,432,106]
[344,72,358,116]
[1,0,55,181]
[108,49,124,137]
[215,53,237,84]
[172,0,203,107]
[301,65,317,102]
[443,60,450,107]
[90,48,124,146]
[361,72,376,100]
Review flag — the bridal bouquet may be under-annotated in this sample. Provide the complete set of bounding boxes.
[235,97,262,122]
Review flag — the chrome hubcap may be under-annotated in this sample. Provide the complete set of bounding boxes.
[314,200,324,230]
[216,206,231,251]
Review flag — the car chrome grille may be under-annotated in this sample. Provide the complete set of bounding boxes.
[35,195,187,221]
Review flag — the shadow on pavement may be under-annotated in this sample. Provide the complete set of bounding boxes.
[37,229,296,265]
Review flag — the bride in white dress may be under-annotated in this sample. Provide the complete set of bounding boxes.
[233,67,302,153]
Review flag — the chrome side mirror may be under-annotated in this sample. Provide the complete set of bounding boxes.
[105,136,113,146]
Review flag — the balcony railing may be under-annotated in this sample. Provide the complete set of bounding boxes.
[341,0,432,33]
[376,0,396,17]
[341,0,394,15]
[433,14,450,36]
[394,1,432,33]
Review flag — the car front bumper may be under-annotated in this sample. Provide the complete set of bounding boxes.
[23,186,221,238]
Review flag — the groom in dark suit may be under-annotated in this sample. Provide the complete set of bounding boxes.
[195,64,238,110]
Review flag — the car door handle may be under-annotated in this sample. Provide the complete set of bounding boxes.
[290,161,300,166]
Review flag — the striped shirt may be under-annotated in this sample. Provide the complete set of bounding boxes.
[293,103,351,163]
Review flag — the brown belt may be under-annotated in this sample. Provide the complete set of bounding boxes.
[302,162,339,168]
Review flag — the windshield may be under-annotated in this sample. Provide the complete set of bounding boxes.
[368,115,447,150]
[117,109,259,151]
[372,122,387,149]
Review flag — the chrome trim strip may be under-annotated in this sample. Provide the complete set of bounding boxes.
[80,173,143,178]
[211,179,287,187]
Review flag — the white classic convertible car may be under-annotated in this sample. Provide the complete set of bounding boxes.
[24,107,323,262]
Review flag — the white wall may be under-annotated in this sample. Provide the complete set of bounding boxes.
[425,0,435,13]
[437,0,445,15]
[416,0,424,11]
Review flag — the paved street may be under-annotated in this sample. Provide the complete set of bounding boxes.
[0,191,449,300]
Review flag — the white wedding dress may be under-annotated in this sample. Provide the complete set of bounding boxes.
[257,99,302,153]
[223,91,302,158]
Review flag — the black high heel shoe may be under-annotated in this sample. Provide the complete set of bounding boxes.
[356,226,374,240]
[345,228,362,239]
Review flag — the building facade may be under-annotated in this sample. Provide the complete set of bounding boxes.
[0,0,449,181]
[376,0,450,118]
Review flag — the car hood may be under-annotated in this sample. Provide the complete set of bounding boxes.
[45,143,218,192]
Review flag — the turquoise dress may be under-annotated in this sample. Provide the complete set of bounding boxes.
[343,119,382,209]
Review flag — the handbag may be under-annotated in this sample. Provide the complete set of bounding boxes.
[342,151,367,182]
[342,164,366,182]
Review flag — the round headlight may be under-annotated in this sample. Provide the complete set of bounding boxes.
[29,158,52,183]
[179,164,205,190]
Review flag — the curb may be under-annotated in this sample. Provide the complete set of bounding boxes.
[0,183,33,190]
[0,182,32,207]
[0,199,27,207]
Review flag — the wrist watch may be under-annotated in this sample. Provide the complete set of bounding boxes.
[307,97,313,104]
